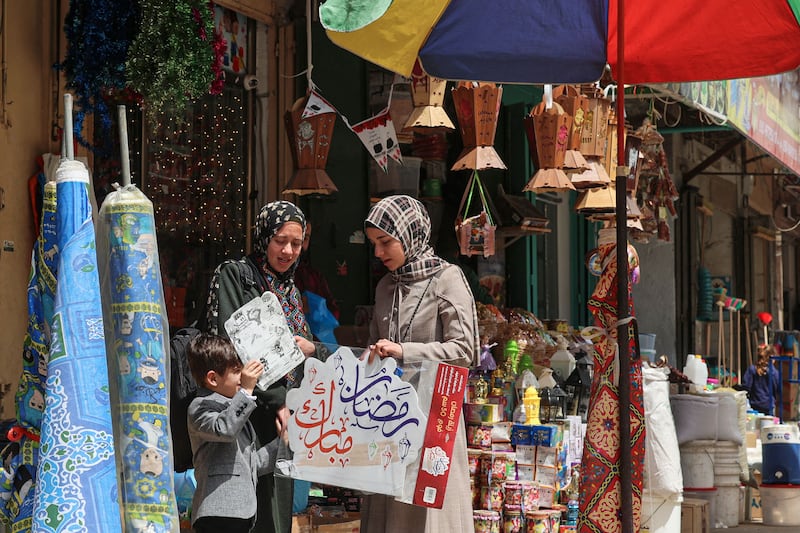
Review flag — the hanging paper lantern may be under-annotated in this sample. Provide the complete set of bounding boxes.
[283,94,338,195]
[554,85,589,150]
[451,82,506,171]
[579,85,611,157]
[404,59,455,133]
[523,101,574,192]
[603,109,619,179]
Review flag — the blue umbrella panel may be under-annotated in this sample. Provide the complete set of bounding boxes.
[97,185,179,533]
[34,161,122,532]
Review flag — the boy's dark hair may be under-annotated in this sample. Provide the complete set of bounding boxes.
[186,333,242,387]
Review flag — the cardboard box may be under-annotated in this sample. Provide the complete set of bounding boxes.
[292,512,361,533]
[747,486,762,521]
[681,498,710,533]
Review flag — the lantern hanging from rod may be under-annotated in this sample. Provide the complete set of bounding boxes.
[404,59,455,133]
[283,94,338,196]
[578,84,611,158]
[554,85,588,151]
[523,100,575,193]
[451,81,507,171]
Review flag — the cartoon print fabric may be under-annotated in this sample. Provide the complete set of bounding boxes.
[98,184,179,532]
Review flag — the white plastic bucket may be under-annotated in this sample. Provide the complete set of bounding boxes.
[714,484,741,527]
[680,440,716,488]
[641,490,681,533]
[760,484,800,526]
[714,441,741,486]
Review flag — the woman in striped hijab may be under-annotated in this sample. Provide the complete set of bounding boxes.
[361,195,479,533]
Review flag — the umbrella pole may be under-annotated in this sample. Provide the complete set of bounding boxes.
[615,0,633,530]
[63,93,74,161]
[117,105,131,187]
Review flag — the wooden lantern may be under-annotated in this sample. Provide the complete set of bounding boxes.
[283,94,338,195]
[451,82,506,171]
[554,85,589,150]
[570,160,611,190]
[404,59,455,133]
[579,85,611,158]
[575,185,615,215]
[522,101,575,192]
[603,109,619,179]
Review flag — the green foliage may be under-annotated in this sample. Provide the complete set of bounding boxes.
[127,0,216,123]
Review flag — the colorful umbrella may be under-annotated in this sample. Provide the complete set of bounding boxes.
[321,0,800,84]
[322,2,800,532]
[33,156,122,532]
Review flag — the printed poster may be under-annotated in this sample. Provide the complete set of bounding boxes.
[224,292,305,390]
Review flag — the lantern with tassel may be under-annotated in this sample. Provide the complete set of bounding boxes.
[283,94,338,195]
[451,82,506,171]
[523,99,575,193]
[404,59,455,133]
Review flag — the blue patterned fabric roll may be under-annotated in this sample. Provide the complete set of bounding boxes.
[34,161,122,532]
[99,185,178,533]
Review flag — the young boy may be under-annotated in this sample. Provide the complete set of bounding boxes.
[186,333,288,533]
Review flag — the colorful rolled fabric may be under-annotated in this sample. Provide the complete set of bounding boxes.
[98,185,178,532]
[34,160,122,532]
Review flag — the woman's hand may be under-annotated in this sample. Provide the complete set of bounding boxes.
[366,339,403,364]
[276,405,290,444]
[294,336,316,357]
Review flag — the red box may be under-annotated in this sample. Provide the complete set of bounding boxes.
[413,364,469,508]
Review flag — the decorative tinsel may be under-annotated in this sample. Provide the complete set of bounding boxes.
[60,0,139,153]
[127,0,219,122]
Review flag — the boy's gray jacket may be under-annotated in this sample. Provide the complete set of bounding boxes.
[188,388,277,523]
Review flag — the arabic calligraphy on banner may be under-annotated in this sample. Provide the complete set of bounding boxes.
[280,348,426,497]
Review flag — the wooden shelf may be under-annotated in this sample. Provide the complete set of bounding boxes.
[497,225,551,249]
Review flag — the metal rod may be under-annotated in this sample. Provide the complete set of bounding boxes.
[117,105,131,187]
[64,93,74,161]
[616,1,632,532]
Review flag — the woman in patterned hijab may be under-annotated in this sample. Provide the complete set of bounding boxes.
[361,195,477,533]
[204,200,313,533]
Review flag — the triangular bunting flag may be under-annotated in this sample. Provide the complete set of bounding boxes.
[302,89,338,119]
[347,107,402,171]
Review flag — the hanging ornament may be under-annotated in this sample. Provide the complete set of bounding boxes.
[523,96,575,193]
[404,59,455,133]
[283,93,338,196]
[578,84,611,157]
[347,107,403,172]
[451,82,507,171]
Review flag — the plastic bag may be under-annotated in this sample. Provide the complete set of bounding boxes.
[305,290,339,350]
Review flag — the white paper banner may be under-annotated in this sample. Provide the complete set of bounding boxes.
[278,348,426,497]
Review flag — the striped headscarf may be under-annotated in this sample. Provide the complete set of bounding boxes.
[365,195,447,282]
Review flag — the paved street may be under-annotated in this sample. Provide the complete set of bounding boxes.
[714,523,793,532]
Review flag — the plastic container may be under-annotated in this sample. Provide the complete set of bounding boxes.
[680,440,716,488]
[683,487,717,528]
[639,333,657,352]
[762,442,800,484]
[759,484,800,526]
[369,156,422,197]
[641,349,657,362]
[713,440,741,486]
[641,490,681,533]
[714,484,741,527]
